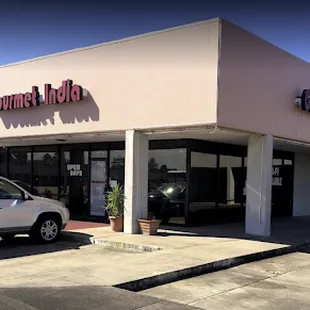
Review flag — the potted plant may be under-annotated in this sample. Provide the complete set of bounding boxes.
[138,214,162,235]
[105,185,124,232]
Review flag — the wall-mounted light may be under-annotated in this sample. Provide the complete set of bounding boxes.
[296,89,310,112]
[295,96,302,108]
[83,89,88,97]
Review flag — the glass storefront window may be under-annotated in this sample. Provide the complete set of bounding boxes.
[9,147,32,186]
[109,150,125,188]
[190,152,217,208]
[0,141,295,224]
[33,148,59,199]
[0,148,7,177]
[148,149,187,225]
[91,151,108,159]
[60,148,89,218]
[189,153,217,222]
[219,156,243,209]
[89,150,108,217]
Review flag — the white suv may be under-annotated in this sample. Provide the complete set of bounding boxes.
[0,176,70,243]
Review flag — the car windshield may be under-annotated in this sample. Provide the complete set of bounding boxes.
[157,183,185,199]
[13,180,31,193]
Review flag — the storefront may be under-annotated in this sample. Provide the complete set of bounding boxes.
[0,139,294,225]
[0,18,309,237]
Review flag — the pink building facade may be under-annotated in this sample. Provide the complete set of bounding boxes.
[0,18,309,236]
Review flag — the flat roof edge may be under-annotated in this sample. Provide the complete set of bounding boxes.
[0,18,221,69]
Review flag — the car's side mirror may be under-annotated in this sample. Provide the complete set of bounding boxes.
[23,192,30,200]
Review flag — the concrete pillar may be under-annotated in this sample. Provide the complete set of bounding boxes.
[245,134,273,236]
[293,153,310,216]
[124,130,149,234]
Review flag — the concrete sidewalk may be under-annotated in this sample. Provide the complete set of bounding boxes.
[61,216,310,290]
[1,217,310,292]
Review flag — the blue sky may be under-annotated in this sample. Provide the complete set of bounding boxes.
[0,0,309,65]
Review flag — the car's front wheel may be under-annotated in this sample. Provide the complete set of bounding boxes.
[32,216,61,244]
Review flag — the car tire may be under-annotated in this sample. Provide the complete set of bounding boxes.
[31,216,61,244]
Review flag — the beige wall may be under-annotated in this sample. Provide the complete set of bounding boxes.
[218,20,310,143]
[0,19,220,140]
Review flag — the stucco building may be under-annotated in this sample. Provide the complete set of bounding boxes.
[0,18,309,236]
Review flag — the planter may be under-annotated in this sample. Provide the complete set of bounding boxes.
[138,219,162,235]
[110,215,123,232]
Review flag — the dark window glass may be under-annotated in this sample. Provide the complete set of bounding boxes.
[109,150,125,188]
[189,152,217,223]
[90,151,108,217]
[148,149,187,225]
[9,147,31,185]
[33,150,59,199]
[0,148,7,177]
[60,148,89,217]
[219,156,243,208]
[272,156,293,217]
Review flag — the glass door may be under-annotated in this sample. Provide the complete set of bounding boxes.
[60,148,89,218]
[90,160,108,217]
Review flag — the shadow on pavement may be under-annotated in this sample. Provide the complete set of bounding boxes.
[160,216,310,247]
[0,285,197,310]
[0,235,88,261]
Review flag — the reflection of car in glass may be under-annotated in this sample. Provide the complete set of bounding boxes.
[148,182,186,224]
[0,176,70,244]
[12,180,39,196]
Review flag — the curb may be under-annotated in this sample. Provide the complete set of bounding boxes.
[92,238,164,252]
[114,242,310,292]
[62,232,164,252]
[62,232,94,245]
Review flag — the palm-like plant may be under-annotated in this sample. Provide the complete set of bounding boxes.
[105,185,124,217]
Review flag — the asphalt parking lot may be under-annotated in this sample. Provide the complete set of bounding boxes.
[0,286,200,310]
[0,235,83,260]
[2,236,310,309]
[0,237,198,310]
[0,235,145,289]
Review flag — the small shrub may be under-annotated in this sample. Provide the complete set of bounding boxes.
[105,185,124,217]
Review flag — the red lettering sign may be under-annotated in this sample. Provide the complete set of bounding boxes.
[0,80,84,111]
[44,80,83,105]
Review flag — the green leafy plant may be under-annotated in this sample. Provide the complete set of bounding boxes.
[105,185,125,217]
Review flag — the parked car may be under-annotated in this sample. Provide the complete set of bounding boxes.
[0,176,70,243]
[148,182,186,224]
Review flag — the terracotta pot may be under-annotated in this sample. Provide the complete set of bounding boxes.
[138,219,161,235]
[110,216,123,232]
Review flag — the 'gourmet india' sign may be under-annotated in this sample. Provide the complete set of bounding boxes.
[0,79,84,111]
